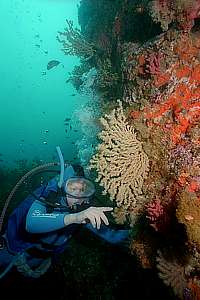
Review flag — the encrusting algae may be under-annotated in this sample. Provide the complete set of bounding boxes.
[176,190,200,251]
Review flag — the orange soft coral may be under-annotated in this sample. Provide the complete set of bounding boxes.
[188,278,200,300]
[131,33,200,145]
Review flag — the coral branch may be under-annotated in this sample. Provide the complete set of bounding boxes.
[57,19,96,60]
[89,100,149,209]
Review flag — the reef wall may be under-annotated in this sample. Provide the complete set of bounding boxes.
[58,1,200,299]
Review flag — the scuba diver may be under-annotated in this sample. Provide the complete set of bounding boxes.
[0,146,130,279]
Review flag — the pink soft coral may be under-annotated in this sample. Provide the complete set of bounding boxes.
[146,52,163,75]
[146,198,166,232]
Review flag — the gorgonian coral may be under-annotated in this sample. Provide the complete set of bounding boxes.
[57,19,96,60]
[156,250,188,299]
[89,100,149,210]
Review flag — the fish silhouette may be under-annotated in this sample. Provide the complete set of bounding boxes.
[47,60,61,70]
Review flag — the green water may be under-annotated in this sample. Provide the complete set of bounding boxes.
[0,0,88,169]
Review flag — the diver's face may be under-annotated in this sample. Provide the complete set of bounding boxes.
[66,196,85,209]
[65,181,86,209]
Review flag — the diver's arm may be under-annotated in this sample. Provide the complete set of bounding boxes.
[26,200,97,233]
[85,223,130,244]
[26,200,68,233]
[26,164,77,233]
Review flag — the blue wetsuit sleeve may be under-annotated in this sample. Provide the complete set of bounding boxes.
[85,223,130,244]
[26,165,76,234]
[26,200,67,233]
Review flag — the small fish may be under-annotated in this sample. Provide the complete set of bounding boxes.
[44,129,49,133]
[74,129,78,132]
[42,111,46,114]
[64,122,69,126]
[34,34,40,38]
[65,118,71,122]
[42,71,46,75]
[134,5,145,14]
[35,44,40,48]
[71,142,75,145]
[70,125,72,130]
[70,94,76,97]
[44,50,48,54]
[65,129,68,133]
[21,139,25,142]
[47,60,61,70]
[43,141,47,144]
[184,215,194,221]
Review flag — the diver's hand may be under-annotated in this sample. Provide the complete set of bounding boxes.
[64,207,113,229]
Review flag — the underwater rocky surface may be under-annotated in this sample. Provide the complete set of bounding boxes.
[59,0,200,299]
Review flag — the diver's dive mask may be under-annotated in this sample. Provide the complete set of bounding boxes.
[64,177,95,208]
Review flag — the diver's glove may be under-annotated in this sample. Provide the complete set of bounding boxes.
[64,207,113,229]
